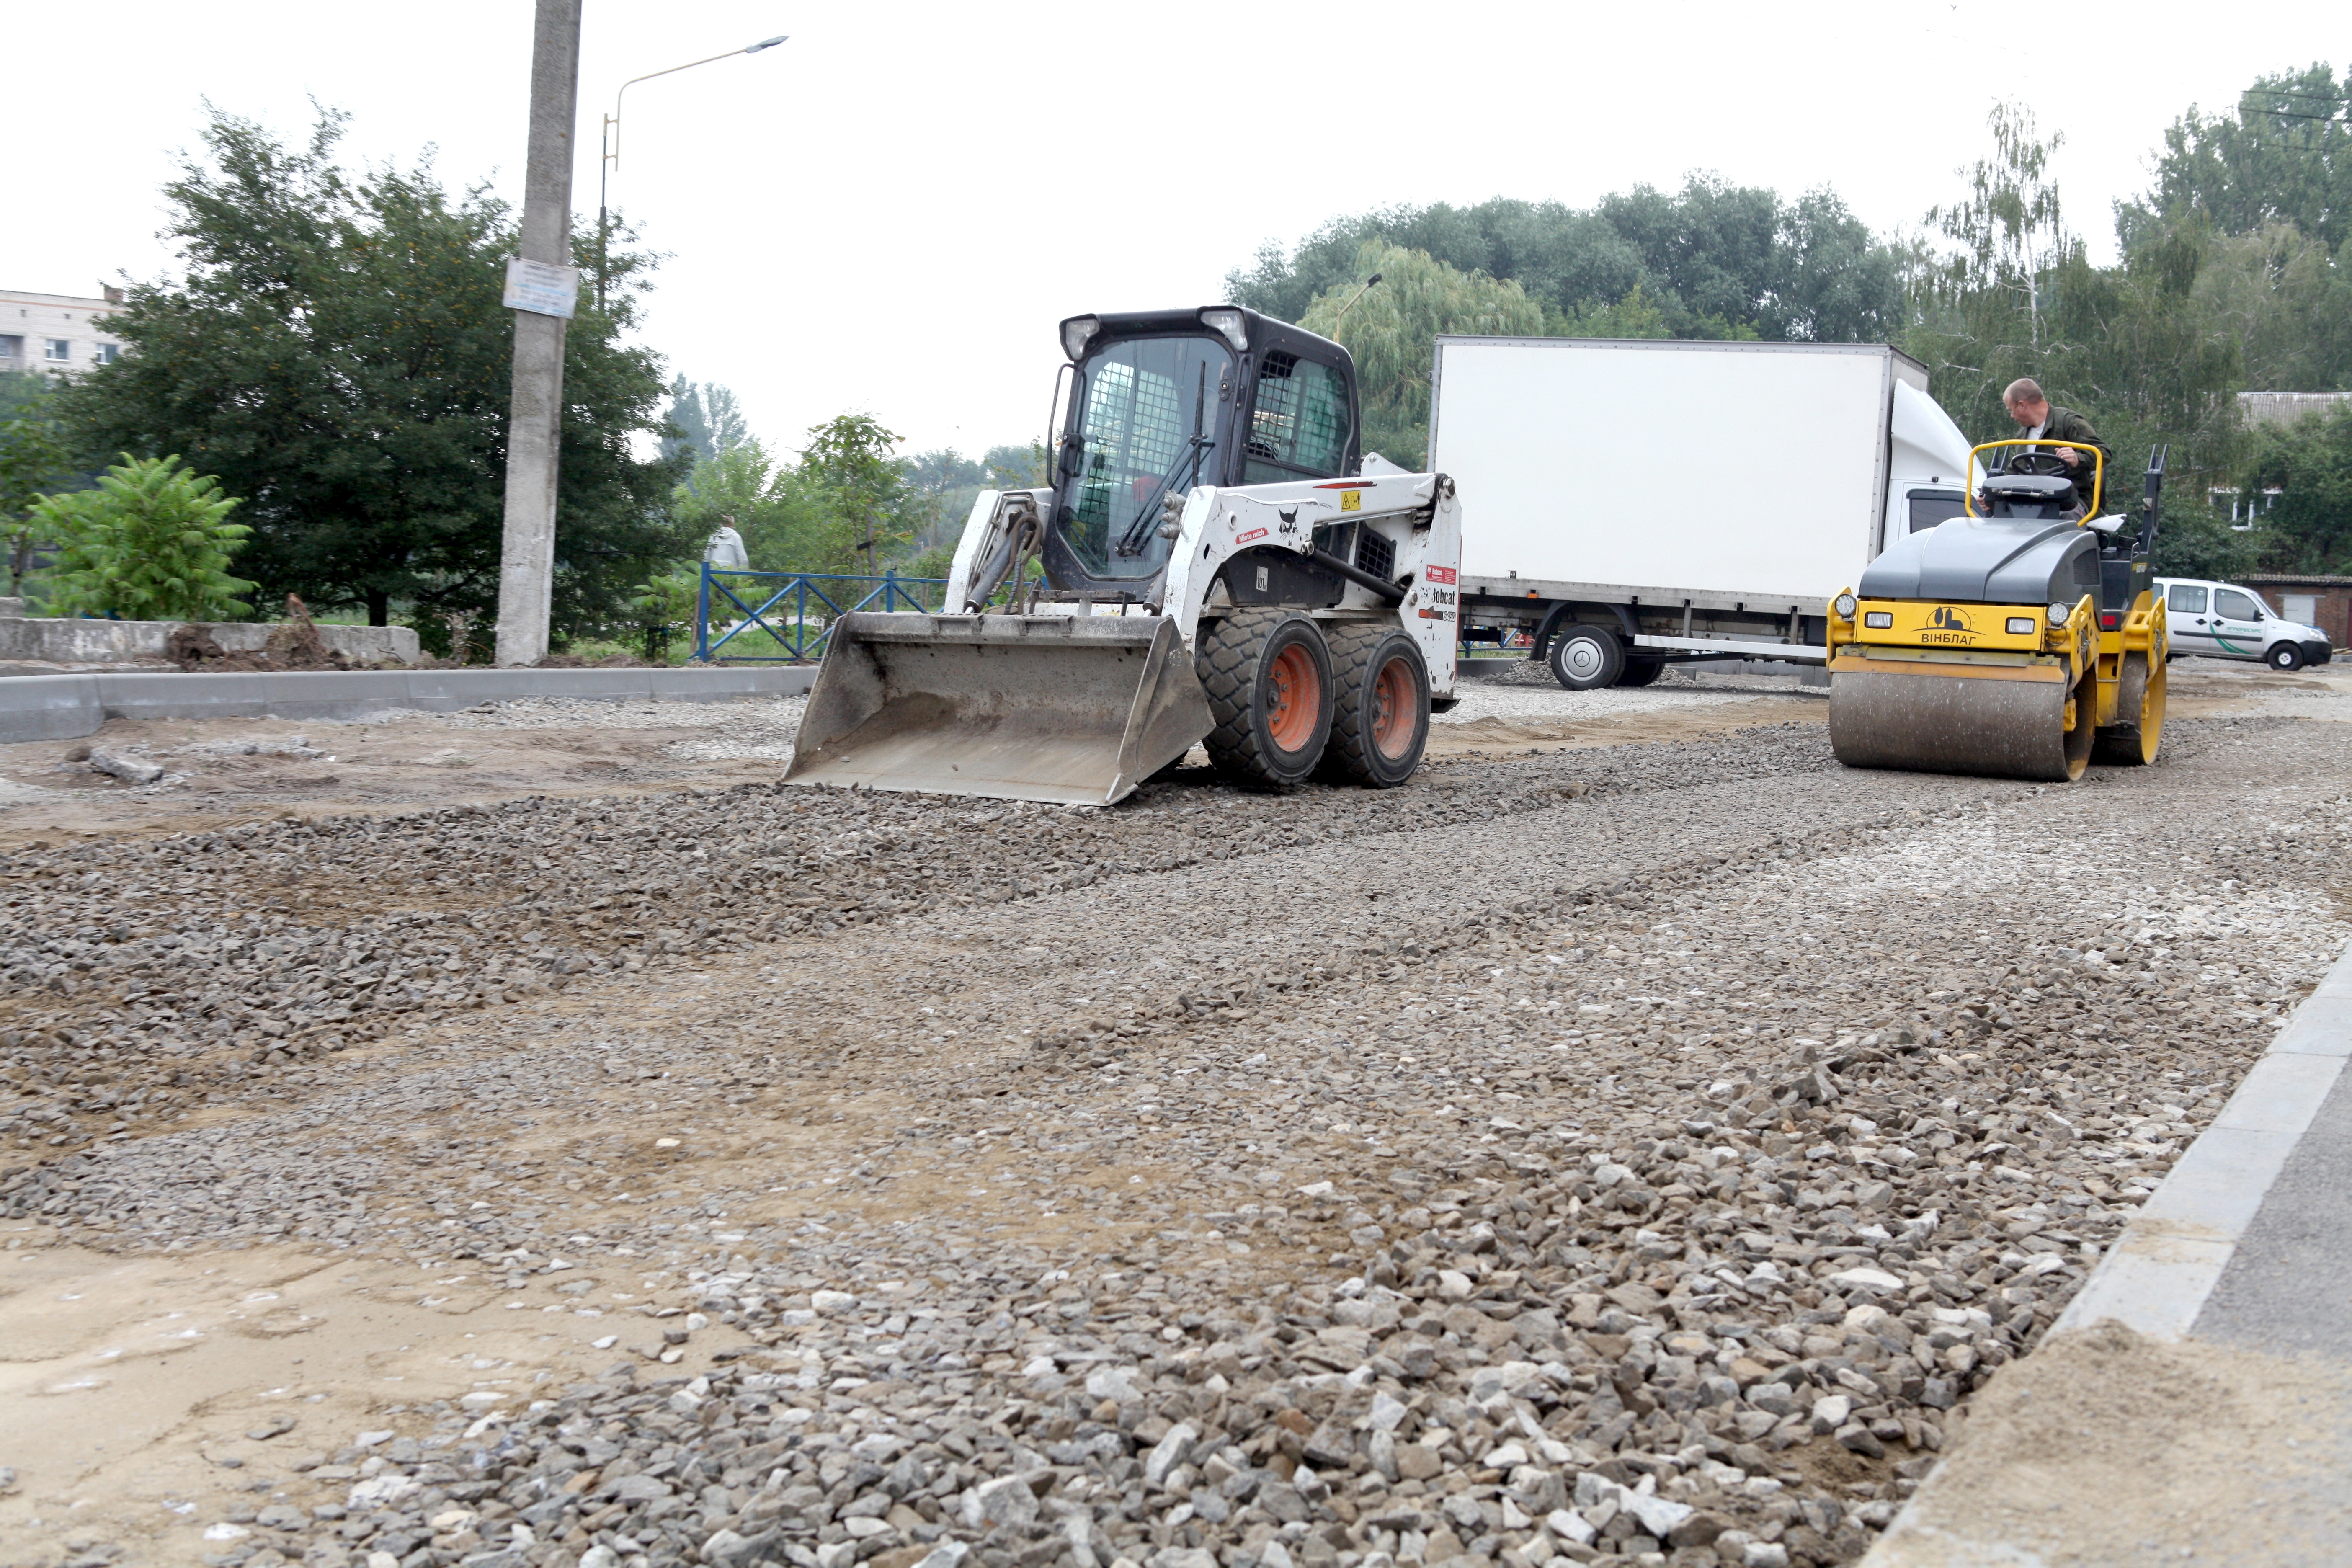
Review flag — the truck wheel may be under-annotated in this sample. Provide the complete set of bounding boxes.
[1318,626,1429,787]
[1199,610,1334,787]
[2266,642,2303,671]
[1547,624,1624,690]
[1616,659,1664,688]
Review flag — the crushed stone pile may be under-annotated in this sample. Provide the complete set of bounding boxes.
[1,713,2347,1568]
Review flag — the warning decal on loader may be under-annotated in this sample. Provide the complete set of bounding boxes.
[1340,490,1362,512]
[1424,566,1457,585]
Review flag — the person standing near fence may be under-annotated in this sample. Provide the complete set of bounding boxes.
[704,514,749,571]
[697,515,750,650]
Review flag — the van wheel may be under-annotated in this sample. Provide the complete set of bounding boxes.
[1547,624,1624,690]
[1616,659,1665,688]
[2267,643,2304,671]
[1318,627,1430,787]
[1199,610,1334,787]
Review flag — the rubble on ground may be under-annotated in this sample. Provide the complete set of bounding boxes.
[0,713,2344,1568]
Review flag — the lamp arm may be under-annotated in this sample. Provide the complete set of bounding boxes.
[609,44,775,167]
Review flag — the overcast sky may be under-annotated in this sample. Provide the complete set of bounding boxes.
[16,1,2343,461]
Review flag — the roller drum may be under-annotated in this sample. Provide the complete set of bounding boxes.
[1830,664,2094,782]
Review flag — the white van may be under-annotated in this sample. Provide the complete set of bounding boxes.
[2156,578,2333,670]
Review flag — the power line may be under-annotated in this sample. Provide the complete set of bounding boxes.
[2237,93,2349,128]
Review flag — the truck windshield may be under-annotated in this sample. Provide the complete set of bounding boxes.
[1063,335,1230,579]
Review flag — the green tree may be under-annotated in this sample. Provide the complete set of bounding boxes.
[982,443,1047,489]
[2121,65,2352,395]
[0,374,74,596]
[1905,102,2242,509]
[796,414,918,575]
[2246,405,2352,571]
[57,107,687,639]
[662,416,929,581]
[2130,64,2352,251]
[2190,223,2352,392]
[663,377,749,467]
[34,454,257,620]
[1549,284,1671,339]
[1904,102,2085,436]
[899,447,991,554]
[1227,183,1904,344]
[1298,242,1545,466]
[2151,500,2263,581]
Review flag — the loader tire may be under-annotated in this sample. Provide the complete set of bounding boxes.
[1548,624,1624,690]
[1199,610,1334,788]
[1318,625,1430,787]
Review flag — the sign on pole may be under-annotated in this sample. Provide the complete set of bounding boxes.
[503,258,581,320]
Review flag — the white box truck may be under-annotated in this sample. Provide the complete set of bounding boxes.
[1425,337,1974,687]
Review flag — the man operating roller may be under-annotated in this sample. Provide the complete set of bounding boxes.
[2000,378,2115,517]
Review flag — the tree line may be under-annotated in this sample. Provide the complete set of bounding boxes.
[1230,64,2352,581]
[4,68,2347,647]
[0,109,1006,657]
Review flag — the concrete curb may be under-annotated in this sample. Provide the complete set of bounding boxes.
[1860,933,2352,1565]
[0,664,816,745]
[2050,935,2352,1340]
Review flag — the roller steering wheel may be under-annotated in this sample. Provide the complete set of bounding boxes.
[2003,449,2077,478]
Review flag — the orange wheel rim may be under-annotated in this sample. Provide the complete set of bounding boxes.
[1371,657,1415,760]
[1266,644,1319,753]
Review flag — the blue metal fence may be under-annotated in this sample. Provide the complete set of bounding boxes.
[691,564,949,664]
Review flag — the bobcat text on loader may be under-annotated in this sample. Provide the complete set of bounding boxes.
[782,307,1462,805]
[1824,441,2169,782]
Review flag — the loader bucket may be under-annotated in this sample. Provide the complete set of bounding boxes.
[782,612,1214,806]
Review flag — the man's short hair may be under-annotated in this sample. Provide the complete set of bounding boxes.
[2003,377,2046,407]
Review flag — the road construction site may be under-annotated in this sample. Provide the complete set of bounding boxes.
[3,658,2350,1568]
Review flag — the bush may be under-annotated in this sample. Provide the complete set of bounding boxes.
[33,454,257,621]
[2151,501,2262,583]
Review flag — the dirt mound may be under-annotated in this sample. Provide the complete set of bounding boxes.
[261,594,347,669]
[532,651,653,668]
[165,596,355,672]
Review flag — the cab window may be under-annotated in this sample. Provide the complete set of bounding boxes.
[1908,490,1966,532]
[2167,583,2208,615]
[2214,588,2261,621]
[1242,353,1350,483]
[1063,335,1232,579]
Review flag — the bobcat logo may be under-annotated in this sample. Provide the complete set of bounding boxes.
[1922,605,1978,645]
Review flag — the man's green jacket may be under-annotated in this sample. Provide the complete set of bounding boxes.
[2018,407,2116,513]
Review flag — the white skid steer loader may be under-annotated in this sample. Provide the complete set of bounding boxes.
[782,306,1462,805]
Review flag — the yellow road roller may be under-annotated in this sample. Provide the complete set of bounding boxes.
[1826,441,2168,781]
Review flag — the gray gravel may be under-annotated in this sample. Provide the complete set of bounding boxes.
[4,712,2350,1568]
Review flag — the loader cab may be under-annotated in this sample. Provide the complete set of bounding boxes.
[1046,307,1359,598]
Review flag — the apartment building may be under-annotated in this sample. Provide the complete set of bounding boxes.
[0,287,124,377]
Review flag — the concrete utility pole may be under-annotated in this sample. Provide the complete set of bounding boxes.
[493,0,583,668]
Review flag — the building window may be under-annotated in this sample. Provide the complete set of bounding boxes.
[43,339,70,361]
[96,343,119,364]
[0,335,22,360]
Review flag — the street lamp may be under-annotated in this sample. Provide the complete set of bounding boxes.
[596,34,787,312]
